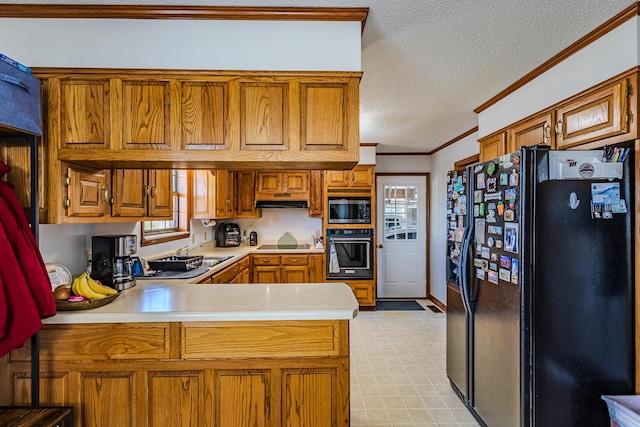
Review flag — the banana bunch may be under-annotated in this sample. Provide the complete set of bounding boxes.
[71,272,118,300]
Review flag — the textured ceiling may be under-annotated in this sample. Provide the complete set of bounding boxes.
[3,0,635,152]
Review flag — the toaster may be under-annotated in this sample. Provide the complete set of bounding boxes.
[216,223,241,247]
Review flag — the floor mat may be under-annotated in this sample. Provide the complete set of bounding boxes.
[427,305,443,313]
[375,300,425,311]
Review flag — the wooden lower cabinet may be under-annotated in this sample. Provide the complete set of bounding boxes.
[0,320,350,427]
[326,280,375,307]
[251,254,324,284]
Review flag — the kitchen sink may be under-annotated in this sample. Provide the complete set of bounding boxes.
[202,255,234,266]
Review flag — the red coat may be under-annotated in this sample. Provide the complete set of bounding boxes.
[0,161,56,356]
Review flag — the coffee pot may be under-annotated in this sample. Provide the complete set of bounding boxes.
[92,235,137,290]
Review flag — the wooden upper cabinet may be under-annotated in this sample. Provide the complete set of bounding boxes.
[325,165,373,188]
[555,79,631,149]
[508,111,554,153]
[65,166,111,218]
[214,170,236,218]
[299,81,349,150]
[192,170,215,220]
[237,171,259,218]
[120,80,173,150]
[147,169,173,217]
[37,70,361,170]
[309,170,323,217]
[181,81,228,150]
[255,171,309,200]
[240,81,288,150]
[111,169,172,218]
[479,132,506,162]
[58,78,111,150]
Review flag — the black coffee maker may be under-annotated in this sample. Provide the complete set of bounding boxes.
[92,235,138,290]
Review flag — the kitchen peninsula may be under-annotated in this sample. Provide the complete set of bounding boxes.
[0,282,358,427]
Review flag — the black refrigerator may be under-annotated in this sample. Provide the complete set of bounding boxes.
[446,145,635,427]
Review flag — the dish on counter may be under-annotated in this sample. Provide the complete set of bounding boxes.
[55,292,120,311]
[45,263,73,290]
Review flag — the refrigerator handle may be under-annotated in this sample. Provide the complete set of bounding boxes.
[459,223,473,313]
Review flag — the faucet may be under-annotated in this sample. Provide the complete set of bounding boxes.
[176,243,202,256]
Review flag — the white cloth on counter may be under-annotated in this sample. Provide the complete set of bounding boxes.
[329,239,340,273]
[201,219,216,227]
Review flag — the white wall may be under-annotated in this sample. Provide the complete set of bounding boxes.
[4,16,361,272]
[0,19,361,71]
[428,134,479,304]
[375,154,431,173]
[479,16,639,138]
[235,210,322,247]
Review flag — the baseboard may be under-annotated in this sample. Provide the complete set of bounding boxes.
[429,295,446,313]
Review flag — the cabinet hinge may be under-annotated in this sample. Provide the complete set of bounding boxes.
[63,197,70,209]
[64,176,70,186]
[627,112,634,124]
[626,85,633,97]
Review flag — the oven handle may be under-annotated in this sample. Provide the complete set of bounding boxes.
[329,238,372,242]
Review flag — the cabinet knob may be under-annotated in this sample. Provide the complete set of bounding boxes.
[555,120,563,135]
[150,185,157,198]
[378,244,383,248]
[102,186,110,204]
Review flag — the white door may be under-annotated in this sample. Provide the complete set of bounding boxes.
[376,175,427,298]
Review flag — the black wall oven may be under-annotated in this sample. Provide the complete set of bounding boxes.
[327,196,372,224]
[326,228,374,280]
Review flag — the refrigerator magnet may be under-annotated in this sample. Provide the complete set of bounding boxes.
[512,154,521,165]
[487,162,496,176]
[488,270,499,285]
[500,255,511,269]
[486,177,497,192]
[500,173,508,185]
[479,202,485,216]
[474,204,480,217]
[490,262,498,271]
[611,200,628,213]
[481,247,490,259]
[474,164,484,172]
[474,258,483,268]
[460,204,467,215]
[477,269,485,280]
[511,259,519,284]
[481,260,489,271]
[499,268,511,282]
[497,201,505,216]
[504,222,519,253]
[477,173,486,189]
[509,169,519,186]
[474,190,483,203]
[495,239,503,249]
[486,210,496,223]
[475,219,486,243]
[487,237,495,247]
[491,253,499,262]
[505,188,517,200]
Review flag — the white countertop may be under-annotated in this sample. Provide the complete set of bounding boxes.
[44,282,359,324]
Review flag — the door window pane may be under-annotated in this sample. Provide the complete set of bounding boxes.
[384,184,418,241]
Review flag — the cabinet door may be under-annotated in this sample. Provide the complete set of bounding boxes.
[80,372,135,427]
[214,370,270,427]
[299,81,350,150]
[214,170,236,218]
[308,170,323,217]
[236,171,258,218]
[346,281,375,307]
[59,78,111,150]
[148,371,204,427]
[281,266,310,283]
[66,167,110,218]
[192,170,215,219]
[508,111,553,153]
[240,81,288,150]
[121,80,172,150]
[111,169,146,217]
[252,266,280,283]
[555,79,630,149]
[479,132,507,163]
[255,171,282,199]
[324,170,349,188]
[350,166,374,187]
[309,254,325,283]
[281,171,309,197]
[181,80,229,150]
[147,170,173,218]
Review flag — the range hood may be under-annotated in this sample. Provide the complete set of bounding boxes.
[255,200,308,209]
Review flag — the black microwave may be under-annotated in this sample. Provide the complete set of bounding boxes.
[327,197,372,224]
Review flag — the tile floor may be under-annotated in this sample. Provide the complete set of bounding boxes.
[350,299,481,427]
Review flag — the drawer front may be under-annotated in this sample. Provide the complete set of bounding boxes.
[252,255,281,266]
[212,264,238,284]
[237,256,250,271]
[182,320,344,358]
[281,255,309,266]
[10,323,172,361]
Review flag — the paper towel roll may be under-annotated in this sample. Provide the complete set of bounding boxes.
[201,219,216,227]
